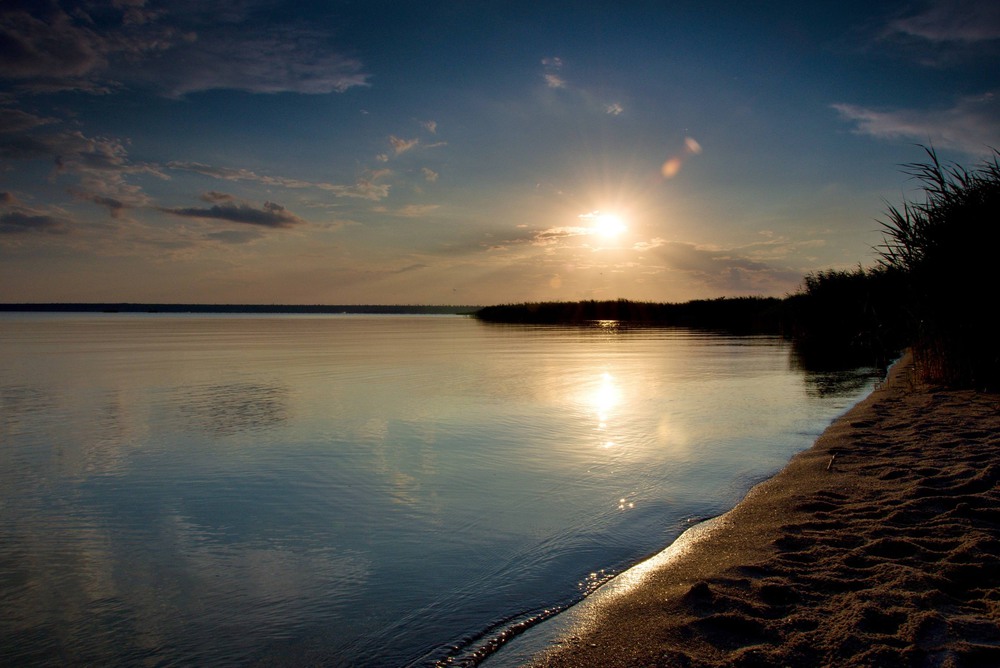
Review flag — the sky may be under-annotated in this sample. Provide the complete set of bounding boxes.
[2,0,998,305]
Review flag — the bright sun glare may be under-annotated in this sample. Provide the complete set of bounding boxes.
[581,210,627,238]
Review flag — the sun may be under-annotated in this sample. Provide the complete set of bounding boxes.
[581,210,627,238]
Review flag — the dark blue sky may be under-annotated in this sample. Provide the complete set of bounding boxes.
[2,0,998,303]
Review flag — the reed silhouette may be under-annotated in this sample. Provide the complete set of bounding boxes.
[783,266,907,371]
[876,147,1000,388]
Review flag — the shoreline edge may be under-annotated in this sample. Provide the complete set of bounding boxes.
[488,353,1000,667]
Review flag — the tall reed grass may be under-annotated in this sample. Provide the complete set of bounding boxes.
[877,147,1000,388]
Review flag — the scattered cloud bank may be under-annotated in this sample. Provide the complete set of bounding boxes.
[0,1,370,97]
[149,29,368,98]
[0,119,164,215]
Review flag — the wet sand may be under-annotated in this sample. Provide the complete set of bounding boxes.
[522,354,1000,667]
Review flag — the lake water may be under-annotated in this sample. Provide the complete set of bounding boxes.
[0,314,876,666]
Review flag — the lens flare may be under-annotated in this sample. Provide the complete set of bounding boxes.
[661,136,702,179]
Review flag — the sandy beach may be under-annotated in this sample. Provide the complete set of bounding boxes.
[522,354,1000,667]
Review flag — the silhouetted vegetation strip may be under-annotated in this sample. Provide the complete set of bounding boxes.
[0,304,480,315]
[783,266,908,372]
[475,298,785,334]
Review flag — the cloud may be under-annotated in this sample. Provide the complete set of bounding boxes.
[421,167,439,182]
[542,56,567,89]
[530,226,591,245]
[201,190,235,202]
[204,229,266,244]
[633,238,667,252]
[0,210,72,235]
[146,28,370,98]
[0,108,57,132]
[389,136,420,155]
[833,92,1000,156]
[160,201,306,228]
[639,240,802,294]
[392,263,427,274]
[420,120,437,134]
[391,204,440,218]
[887,0,1000,43]
[544,73,567,89]
[0,2,369,97]
[166,161,312,188]
[0,5,106,81]
[70,190,127,218]
[479,222,606,250]
[0,2,172,94]
[0,126,164,208]
[167,161,390,200]
[317,178,390,201]
[539,55,626,118]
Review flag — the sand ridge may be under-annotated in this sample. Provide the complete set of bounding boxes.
[526,355,1000,667]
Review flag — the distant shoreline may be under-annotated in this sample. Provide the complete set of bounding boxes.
[0,303,480,315]
[473,298,785,334]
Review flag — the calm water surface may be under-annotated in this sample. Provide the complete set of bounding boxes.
[0,314,876,666]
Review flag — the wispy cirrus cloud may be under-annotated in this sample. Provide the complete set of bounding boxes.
[886,0,1000,43]
[0,108,58,133]
[167,161,391,200]
[833,92,1000,156]
[159,200,306,228]
[392,204,440,218]
[539,56,624,116]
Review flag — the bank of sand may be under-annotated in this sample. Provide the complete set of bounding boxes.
[523,355,1000,667]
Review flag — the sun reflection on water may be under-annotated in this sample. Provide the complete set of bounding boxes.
[589,372,622,428]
